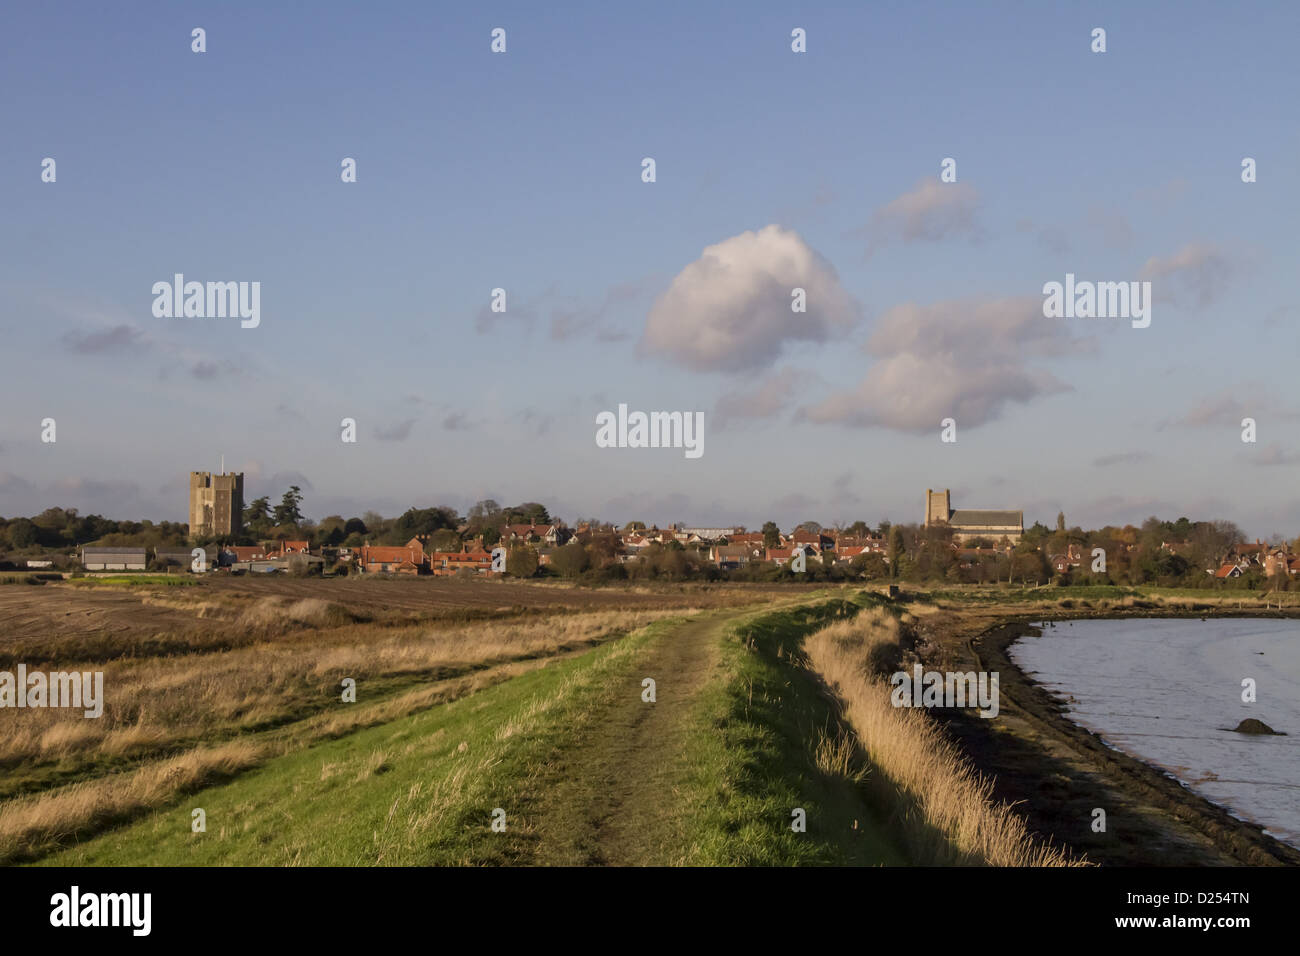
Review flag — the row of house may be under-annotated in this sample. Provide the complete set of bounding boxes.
[1211,540,1300,579]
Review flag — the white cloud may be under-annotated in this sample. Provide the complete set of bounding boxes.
[862,179,981,253]
[640,225,861,372]
[801,296,1083,432]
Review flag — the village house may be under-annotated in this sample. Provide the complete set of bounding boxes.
[1048,543,1085,574]
[502,523,568,547]
[1262,546,1294,578]
[264,539,312,559]
[834,544,885,565]
[709,544,760,569]
[789,530,833,553]
[832,533,886,553]
[222,545,266,564]
[356,537,429,574]
[429,550,496,576]
[766,544,816,567]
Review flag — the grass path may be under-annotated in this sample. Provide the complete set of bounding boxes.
[35,596,906,866]
[516,611,724,865]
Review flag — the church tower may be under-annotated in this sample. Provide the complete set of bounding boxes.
[925,488,951,527]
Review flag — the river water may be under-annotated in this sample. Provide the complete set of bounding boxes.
[1009,617,1300,850]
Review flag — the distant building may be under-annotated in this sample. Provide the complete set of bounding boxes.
[924,488,1023,544]
[220,546,267,566]
[357,537,429,574]
[155,548,198,568]
[710,544,760,568]
[676,527,743,542]
[189,471,244,539]
[81,547,147,571]
[430,551,496,576]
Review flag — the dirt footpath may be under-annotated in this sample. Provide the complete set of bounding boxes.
[521,612,727,865]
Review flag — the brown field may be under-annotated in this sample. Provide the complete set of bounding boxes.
[0,575,788,668]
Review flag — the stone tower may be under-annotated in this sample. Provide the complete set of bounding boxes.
[189,471,244,539]
[925,488,951,527]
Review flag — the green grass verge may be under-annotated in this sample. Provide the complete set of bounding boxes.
[34,616,681,866]
[64,575,199,587]
[673,597,906,865]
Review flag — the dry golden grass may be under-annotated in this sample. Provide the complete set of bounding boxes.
[805,608,1083,867]
[0,608,691,772]
[0,741,263,862]
[0,654,564,864]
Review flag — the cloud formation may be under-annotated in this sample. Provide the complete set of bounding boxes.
[61,324,147,354]
[1141,242,1232,307]
[713,367,805,426]
[861,179,981,253]
[802,296,1083,432]
[640,225,861,372]
[374,419,415,442]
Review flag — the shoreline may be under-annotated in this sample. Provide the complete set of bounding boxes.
[916,605,1300,866]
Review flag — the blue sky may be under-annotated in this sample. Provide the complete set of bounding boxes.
[2,1,1297,536]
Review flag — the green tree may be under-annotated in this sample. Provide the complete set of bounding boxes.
[244,497,272,530]
[272,487,304,527]
[506,545,539,578]
[504,502,551,525]
[429,528,462,552]
[550,541,591,578]
[9,518,37,549]
[888,525,906,576]
[853,551,889,580]
[316,515,347,546]
[762,521,781,549]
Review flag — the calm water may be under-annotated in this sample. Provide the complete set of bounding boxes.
[1010,617,1300,849]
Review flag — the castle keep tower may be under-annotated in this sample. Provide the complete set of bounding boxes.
[190,470,244,538]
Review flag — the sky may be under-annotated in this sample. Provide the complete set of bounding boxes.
[1,1,1298,537]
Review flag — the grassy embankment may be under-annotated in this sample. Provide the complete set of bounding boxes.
[802,601,1083,866]
[1,600,690,864]
[30,598,905,865]
[18,586,1090,866]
